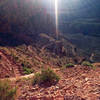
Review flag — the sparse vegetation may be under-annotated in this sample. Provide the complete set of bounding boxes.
[0,0,100,99]
[65,63,75,68]
[33,72,41,85]
[23,67,33,75]
[0,80,17,100]
[21,62,33,74]
[82,61,93,67]
[33,68,60,85]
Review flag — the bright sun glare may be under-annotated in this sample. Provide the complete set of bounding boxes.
[55,0,58,39]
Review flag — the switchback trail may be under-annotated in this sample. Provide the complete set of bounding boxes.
[0,49,23,78]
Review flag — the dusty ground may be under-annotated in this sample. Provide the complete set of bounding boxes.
[17,66,100,100]
[0,50,23,78]
[0,48,100,100]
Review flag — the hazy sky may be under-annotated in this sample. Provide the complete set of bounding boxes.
[40,0,99,15]
[39,0,81,15]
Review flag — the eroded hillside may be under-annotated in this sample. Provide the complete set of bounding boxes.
[0,33,86,78]
[0,1,100,100]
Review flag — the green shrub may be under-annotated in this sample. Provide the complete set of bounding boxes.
[33,68,60,85]
[65,63,74,68]
[33,72,41,85]
[21,62,33,75]
[0,80,17,100]
[23,67,33,75]
[82,61,93,67]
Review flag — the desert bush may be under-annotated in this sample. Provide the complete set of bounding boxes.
[33,68,60,85]
[23,67,33,75]
[33,72,41,85]
[82,61,93,67]
[65,63,75,68]
[0,80,17,100]
[21,62,33,74]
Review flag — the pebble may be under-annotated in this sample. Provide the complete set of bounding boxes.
[85,78,89,81]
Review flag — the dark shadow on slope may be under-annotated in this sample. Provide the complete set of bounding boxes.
[0,32,39,46]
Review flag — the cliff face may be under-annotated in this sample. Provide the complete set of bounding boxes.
[0,0,98,62]
[0,0,55,46]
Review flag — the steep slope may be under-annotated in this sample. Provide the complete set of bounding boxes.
[0,0,99,78]
[0,50,23,78]
[58,0,100,62]
[0,32,88,78]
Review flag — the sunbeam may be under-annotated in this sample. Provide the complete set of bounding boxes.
[55,0,59,39]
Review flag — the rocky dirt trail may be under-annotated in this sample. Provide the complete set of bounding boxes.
[0,48,100,100]
[0,46,54,81]
[0,50,23,78]
[0,58,100,100]
[0,49,35,82]
[17,66,100,100]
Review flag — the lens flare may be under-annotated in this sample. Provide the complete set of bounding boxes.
[55,0,58,39]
